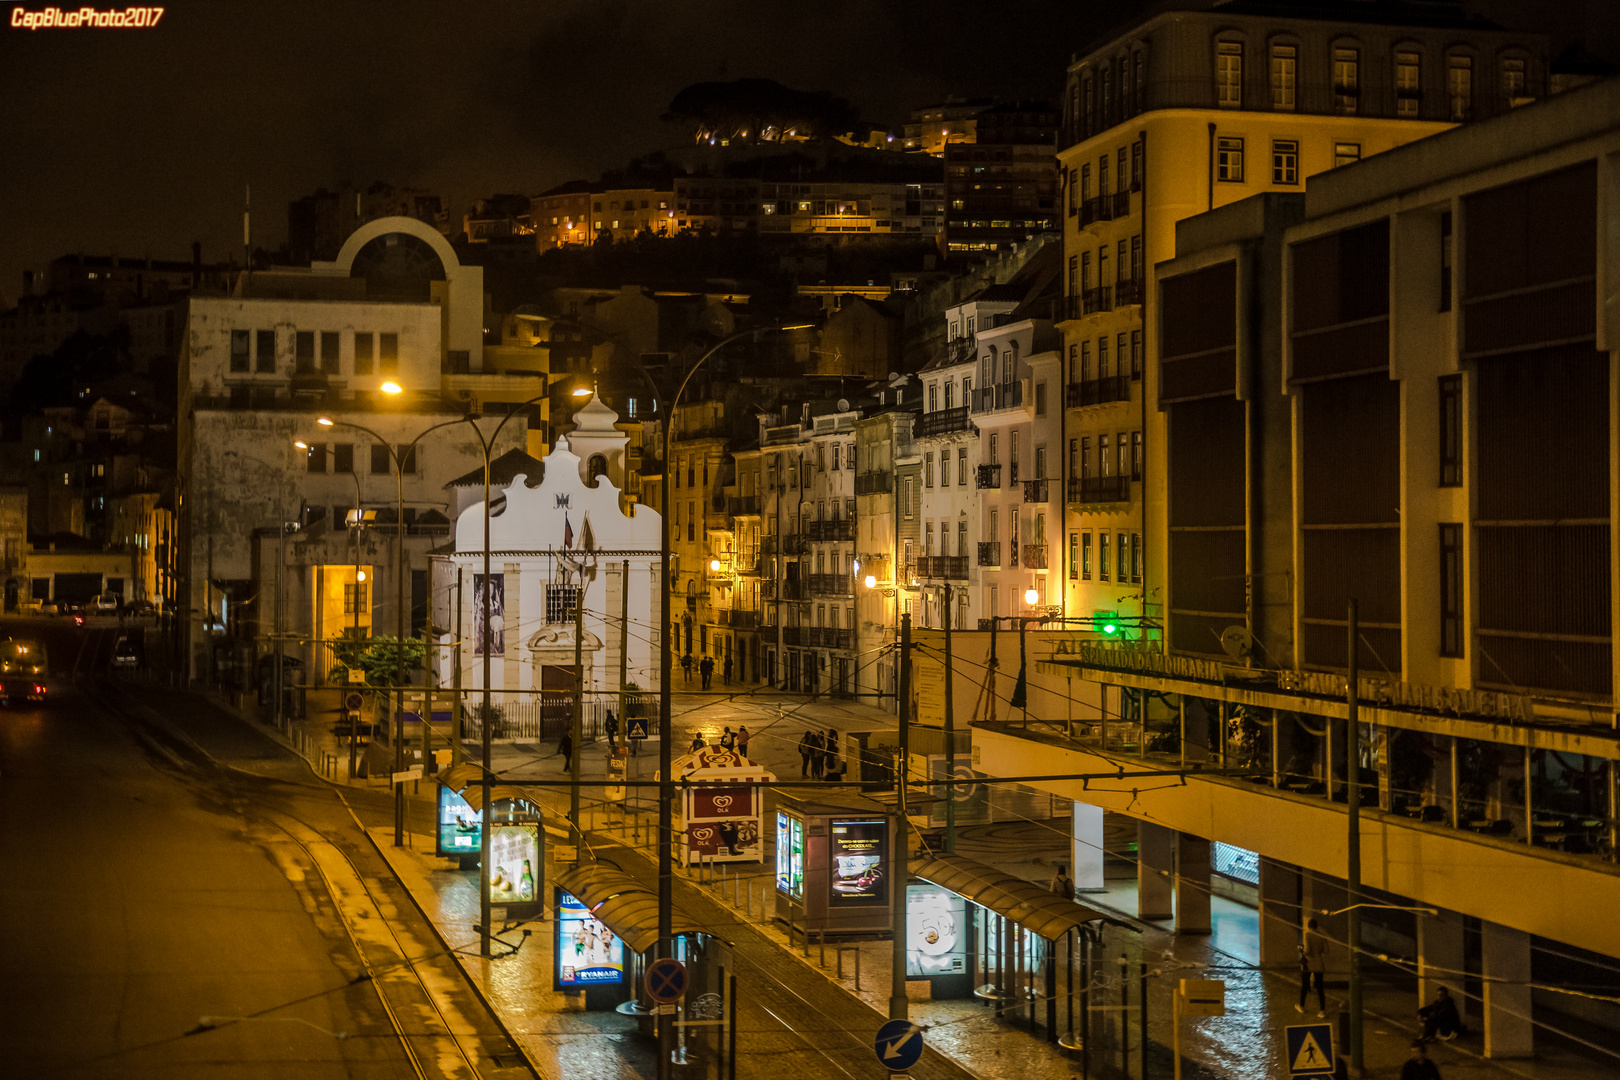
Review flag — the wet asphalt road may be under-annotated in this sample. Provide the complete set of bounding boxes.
[0,617,532,1079]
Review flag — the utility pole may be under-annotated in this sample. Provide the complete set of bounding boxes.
[393,454,406,847]
[1346,598,1364,1076]
[890,612,912,1021]
[451,567,463,768]
[943,581,956,854]
[572,579,584,831]
[617,558,630,747]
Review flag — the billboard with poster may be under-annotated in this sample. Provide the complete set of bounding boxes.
[473,573,504,656]
[906,883,968,976]
[436,785,482,857]
[775,813,803,899]
[828,818,887,905]
[486,822,538,905]
[554,888,627,989]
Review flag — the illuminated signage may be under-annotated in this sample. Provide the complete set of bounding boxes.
[828,818,887,905]
[436,786,482,857]
[487,822,538,905]
[776,813,804,899]
[906,883,967,977]
[554,889,627,989]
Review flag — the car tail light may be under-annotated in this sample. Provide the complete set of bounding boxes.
[35,685,46,694]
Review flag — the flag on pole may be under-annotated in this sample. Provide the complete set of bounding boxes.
[563,512,574,549]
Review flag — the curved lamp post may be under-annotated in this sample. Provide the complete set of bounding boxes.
[315,386,561,960]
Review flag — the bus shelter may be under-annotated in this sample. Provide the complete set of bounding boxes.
[909,853,1135,1054]
[437,765,547,918]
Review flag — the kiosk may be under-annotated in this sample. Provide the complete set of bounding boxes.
[657,744,774,866]
[773,794,897,937]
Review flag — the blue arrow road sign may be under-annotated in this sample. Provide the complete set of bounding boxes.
[645,958,688,1004]
[1286,1023,1336,1076]
[875,1019,925,1071]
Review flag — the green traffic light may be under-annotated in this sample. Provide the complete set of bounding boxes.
[1103,623,1118,634]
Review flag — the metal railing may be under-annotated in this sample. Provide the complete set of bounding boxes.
[727,495,762,515]
[975,463,1002,489]
[855,471,893,495]
[917,555,970,579]
[1022,544,1049,569]
[1115,276,1145,306]
[805,518,856,541]
[973,382,1023,413]
[917,406,973,437]
[804,627,855,650]
[1083,286,1113,315]
[1022,479,1049,503]
[977,541,1001,567]
[808,573,853,596]
[1067,474,1132,503]
[1067,375,1131,407]
[718,608,761,629]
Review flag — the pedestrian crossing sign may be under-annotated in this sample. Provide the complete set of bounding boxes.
[1285,1023,1335,1075]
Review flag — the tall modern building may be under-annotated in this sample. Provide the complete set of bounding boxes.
[1055,2,1547,648]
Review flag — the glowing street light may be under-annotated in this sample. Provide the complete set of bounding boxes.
[864,574,877,590]
[1024,587,1039,606]
[317,417,334,427]
[380,381,403,395]
[572,386,593,397]
[709,558,722,572]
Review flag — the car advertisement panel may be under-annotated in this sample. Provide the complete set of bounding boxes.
[554,889,627,989]
[828,818,887,905]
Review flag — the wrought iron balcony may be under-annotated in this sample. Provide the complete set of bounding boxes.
[1022,479,1049,503]
[917,406,973,437]
[975,464,1002,489]
[1114,276,1145,306]
[1022,544,1049,569]
[1067,475,1132,504]
[804,518,855,541]
[808,573,853,596]
[1082,286,1113,315]
[977,541,1001,567]
[916,555,970,579]
[727,495,762,516]
[973,382,1024,413]
[855,470,893,495]
[1066,375,1131,408]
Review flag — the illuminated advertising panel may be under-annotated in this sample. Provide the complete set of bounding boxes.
[906,883,968,976]
[553,889,627,989]
[436,785,482,857]
[828,818,887,905]
[775,813,804,899]
[486,822,538,905]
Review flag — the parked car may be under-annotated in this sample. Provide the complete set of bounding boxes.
[93,594,121,614]
[112,636,138,669]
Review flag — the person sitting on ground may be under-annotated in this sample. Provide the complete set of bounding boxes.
[1400,1041,1442,1080]
[689,731,705,753]
[1418,986,1463,1043]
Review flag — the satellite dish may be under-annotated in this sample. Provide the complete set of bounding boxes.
[837,398,850,412]
[1219,625,1254,659]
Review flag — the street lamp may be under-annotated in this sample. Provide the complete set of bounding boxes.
[1025,586,1040,607]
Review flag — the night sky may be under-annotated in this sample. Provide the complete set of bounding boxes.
[0,0,1607,307]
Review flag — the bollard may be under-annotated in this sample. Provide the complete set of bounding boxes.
[818,929,826,967]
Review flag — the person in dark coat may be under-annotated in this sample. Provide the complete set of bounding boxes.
[719,726,736,751]
[681,653,694,684]
[798,729,817,777]
[558,731,573,771]
[1419,987,1463,1043]
[1400,1042,1442,1080]
[737,725,750,759]
[700,655,715,689]
[604,709,619,751]
[723,654,733,685]
[809,729,826,779]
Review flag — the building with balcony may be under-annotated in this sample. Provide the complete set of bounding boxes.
[1055,3,1546,652]
[943,101,1060,253]
[946,75,1620,1069]
[853,389,918,710]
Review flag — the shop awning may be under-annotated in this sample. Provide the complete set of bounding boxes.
[556,863,708,956]
[910,854,1134,941]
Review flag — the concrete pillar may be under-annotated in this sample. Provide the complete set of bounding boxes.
[1175,832,1212,934]
[1301,872,1350,975]
[1482,921,1534,1058]
[1258,859,1302,968]
[1137,820,1174,920]
[1416,909,1466,1024]
[1071,802,1106,892]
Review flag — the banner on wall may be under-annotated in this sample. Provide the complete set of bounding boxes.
[473,574,505,656]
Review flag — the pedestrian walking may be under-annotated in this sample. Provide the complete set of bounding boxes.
[1049,863,1074,899]
[1400,1042,1442,1080]
[799,729,817,777]
[1297,917,1328,1016]
[681,653,694,685]
[719,725,736,751]
[700,655,714,689]
[604,709,619,751]
[737,725,750,759]
[810,729,826,779]
[723,654,733,685]
[557,731,573,771]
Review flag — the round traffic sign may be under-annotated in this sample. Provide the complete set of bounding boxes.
[645,957,688,1004]
[345,691,364,710]
[874,1018,924,1071]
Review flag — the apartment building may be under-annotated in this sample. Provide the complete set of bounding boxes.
[1056,3,1546,651]
[953,75,1620,1066]
[853,386,920,706]
[532,181,594,250]
[943,101,1060,252]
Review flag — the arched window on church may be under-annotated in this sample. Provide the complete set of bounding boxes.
[587,454,608,487]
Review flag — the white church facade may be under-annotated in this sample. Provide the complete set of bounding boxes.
[433,394,663,707]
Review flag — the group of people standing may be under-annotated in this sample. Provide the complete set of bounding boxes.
[798,728,844,781]
[679,652,734,689]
